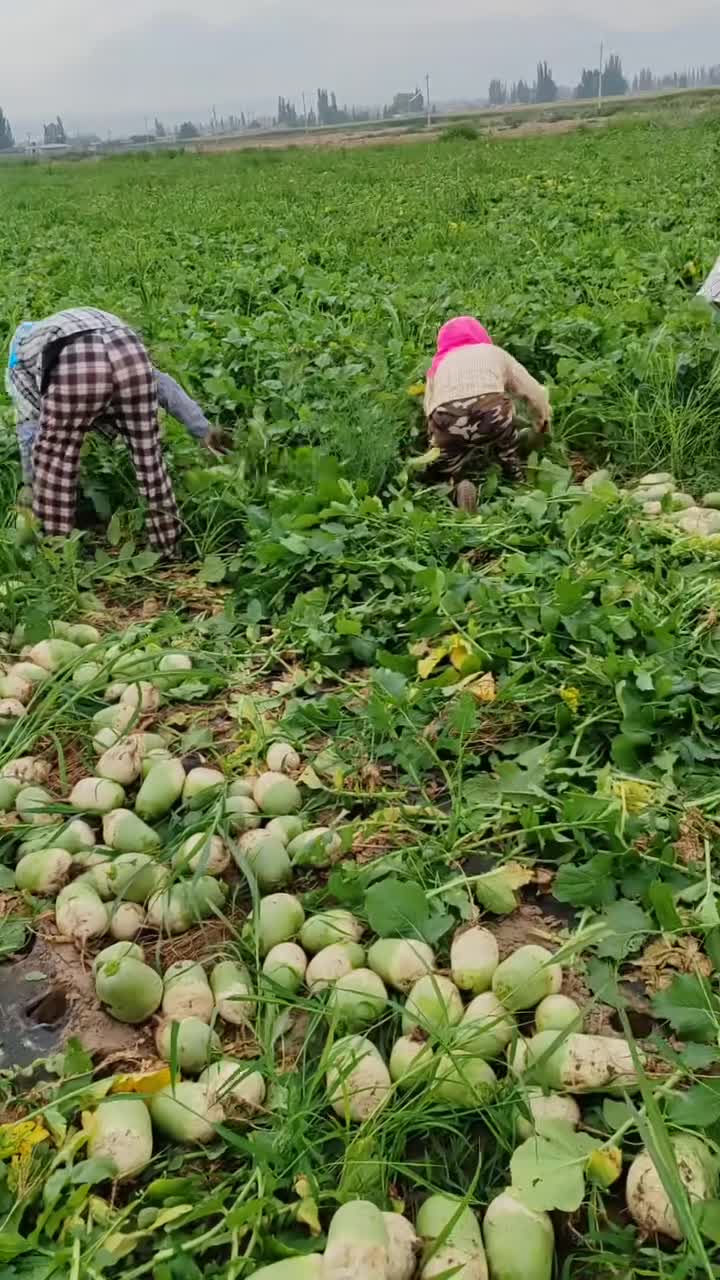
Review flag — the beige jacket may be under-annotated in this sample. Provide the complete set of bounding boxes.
[424,344,551,424]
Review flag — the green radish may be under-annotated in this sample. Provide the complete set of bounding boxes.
[492,946,562,1012]
[703,492,720,510]
[368,938,435,993]
[93,727,122,754]
[262,942,308,992]
[108,852,166,903]
[0,777,22,811]
[95,956,163,1023]
[225,795,262,831]
[234,830,291,890]
[15,847,72,894]
[248,893,305,955]
[174,832,229,876]
[0,672,32,702]
[9,663,49,686]
[140,748,175,778]
[211,960,254,1026]
[150,1081,223,1144]
[253,771,301,817]
[183,767,225,809]
[455,993,516,1058]
[85,1098,153,1181]
[1,756,50,785]
[306,942,366,992]
[43,819,96,854]
[109,901,146,940]
[65,623,101,647]
[158,653,192,673]
[92,703,135,732]
[324,1200,389,1280]
[228,778,254,799]
[72,662,103,689]
[76,857,115,901]
[402,974,463,1036]
[265,815,304,845]
[389,1035,435,1087]
[266,742,301,773]
[70,777,126,815]
[451,926,499,994]
[515,1088,581,1140]
[626,1135,719,1241]
[28,639,82,671]
[328,968,388,1029]
[287,826,340,868]
[155,1017,220,1073]
[300,909,363,954]
[104,681,129,703]
[103,808,161,853]
[246,1259,323,1279]
[16,785,55,825]
[163,961,214,1022]
[526,1030,643,1093]
[384,1213,418,1280]
[326,1034,391,1123]
[147,877,226,935]
[507,1038,530,1078]
[417,1195,487,1280]
[97,738,144,787]
[55,882,109,944]
[92,940,144,975]
[198,1059,266,1112]
[534,994,581,1034]
[135,759,186,820]
[120,681,161,713]
[434,1053,497,1107]
[483,1189,554,1280]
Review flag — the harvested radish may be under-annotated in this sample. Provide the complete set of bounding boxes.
[324,1199,389,1280]
[158,653,192,673]
[265,815,304,844]
[492,946,562,1012]
[109,902,146,940]
[402,975,463,1036]
[85,1098,153,1181]
[455,992,516,1059]
[249,893,305,955]
[515,1087,581,1140]
[253,771,301,816]
[150,1081,223,1143]
[326,1034,391,1123]
[266,742,300,773]
[434,1053,497,1106]
[451,926,499,994]
[389,1035,435,1087]
[534,994,582,1034]
[97,737,144,787]
[16,785,55,825]
[225,795,262,832]
[108,852,166,903]
[300,909,364,954]
[156,1017,220,1073]
[70,777,125,815]
[103,808,161,853]
[287,826,340,868]
[327,968,388,1029]
[72,662,102,689]
[120,681,161,713]
[92,940,144,975]
[1,756,50,785]
[0,672,32,702]
[175,832,229,876]
[368,938,435,992]
[0,778,22,812]
[0,698,27,725]
[95,956,163,1023]
[162,961,214,1022]
[306,942,365,992]
[626,1136,719,1241]
[64,623,101,647]
[483,1188,554,1280]
[247,1258,323,1279]
[147,877,226,934]
[384,1212,419,1280]
[526,1030,643,1093]
[199,1059,266,1112]
[418,1194,487,1280]
[183,767,225,809]
[262,943,308,992]
[55,882,109,944]
[211,960,254,1026]
[29,639,81,671]
[135,759,186,820]
[234,830,291,890]
[15,847,72,895]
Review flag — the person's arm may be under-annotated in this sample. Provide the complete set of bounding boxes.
[154,369,212,440]
[698,253,720,305]
[16,420,38,488]
[501,351,552,430]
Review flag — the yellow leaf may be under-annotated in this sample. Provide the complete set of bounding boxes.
[111,1067,172,1097]
[502,861,536,891]
[295,1196,322,1236]
[449,637,473,671]
[468,672,497,703]
[587,1146,622,1188]
[0,1120,49,1162]
[406,382,426,397]
[417,647,447,679]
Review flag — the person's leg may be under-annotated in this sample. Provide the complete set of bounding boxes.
[479,397,522,481]
[32,334,112,538]
[105,332,181,555]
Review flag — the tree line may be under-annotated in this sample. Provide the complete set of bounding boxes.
[488,57,720,106]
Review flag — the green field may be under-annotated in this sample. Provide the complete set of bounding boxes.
[1,115,720,1279]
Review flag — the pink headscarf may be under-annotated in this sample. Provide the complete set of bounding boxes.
[429,316,492,378]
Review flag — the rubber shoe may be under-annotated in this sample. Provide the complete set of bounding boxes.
[455,480,478,514]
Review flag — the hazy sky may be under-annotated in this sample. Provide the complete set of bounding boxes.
[1,0,718,136]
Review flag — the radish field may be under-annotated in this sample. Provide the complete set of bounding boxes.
[1,116,720,1279]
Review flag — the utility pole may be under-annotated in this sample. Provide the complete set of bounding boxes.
[426,72,432,127]
[302,91,308,131]
[597,41,604,113]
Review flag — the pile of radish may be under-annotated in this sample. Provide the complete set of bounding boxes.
[1,621,716,1269]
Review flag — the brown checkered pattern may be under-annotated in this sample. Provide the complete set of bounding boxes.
[32,329,181,554]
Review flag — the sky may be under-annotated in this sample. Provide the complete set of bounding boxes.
[1,0,719,138]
